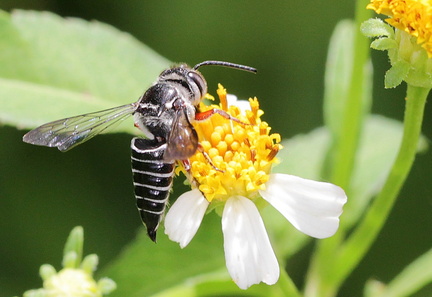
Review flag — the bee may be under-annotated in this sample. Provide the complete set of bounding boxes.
[23,60,257,242]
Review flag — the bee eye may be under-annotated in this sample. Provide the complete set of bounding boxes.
[187,71,207,98]
[172,98,183,110]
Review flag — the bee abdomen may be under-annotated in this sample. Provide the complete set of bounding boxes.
[131,137,175,242]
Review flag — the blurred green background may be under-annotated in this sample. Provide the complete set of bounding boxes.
[0,1,431,296]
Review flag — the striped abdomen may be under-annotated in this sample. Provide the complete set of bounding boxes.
[131,137,175,242]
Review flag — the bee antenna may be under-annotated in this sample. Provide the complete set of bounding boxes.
[193,60,257,74]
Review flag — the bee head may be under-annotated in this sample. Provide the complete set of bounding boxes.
[159,64,208,107]
[158,61,256,107]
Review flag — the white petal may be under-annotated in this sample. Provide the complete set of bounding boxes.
[222,196,279,290]
[226,94,251,112]
[260,174,347,239]
[164,189,209,248]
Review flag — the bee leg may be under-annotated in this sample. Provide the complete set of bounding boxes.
[195,108,250,126]
[197,143,225,173]
[179,159,199,189]
[181,159,192,172]
[179,144,224,176]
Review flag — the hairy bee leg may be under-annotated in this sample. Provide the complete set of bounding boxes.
[179,145,224,175]
[197,143,225,173]
[179,159,200,190]
[195,108,250,126]
[178,146,224,195]
[181,159,191,172]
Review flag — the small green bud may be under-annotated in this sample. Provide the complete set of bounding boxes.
[97,278,117,295]
[363,18,432,88]
[40,264,57,280]
[21,227,116,297]
[81,254,99,274]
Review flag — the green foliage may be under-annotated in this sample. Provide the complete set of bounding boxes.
[2,6,431,297]
[364,248,432,297]
[323,18,373,190]
[385,60,411,88]
[101,213,225,297]
[360,18,394,39]
[0,10,170,132]
[23,226,116,297]
[102,213,301,297]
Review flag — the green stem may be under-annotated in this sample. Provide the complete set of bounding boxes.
[308,85,429,296]
[330,85,429,292]
[304,0,372,295]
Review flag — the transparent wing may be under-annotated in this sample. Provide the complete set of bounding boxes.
[23,103,138,152]
[164,110,198,161]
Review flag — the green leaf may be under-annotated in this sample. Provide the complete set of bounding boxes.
[149,265,301,297]
[360,18,394,38]
[377,248,432,297]
[364,248,432,297]
[323,20,355,138]
[0,10,170,133]
[385,60,410,88]
[150,270,281,297]
[100,212,226,297]
[323,19,372,141]
[370,37,398,51]
[103,210,302,297]
[275,127,330,180]
[322,19,373,186]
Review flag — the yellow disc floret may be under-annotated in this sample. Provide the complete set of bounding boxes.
[180,84,281,203]
[367,0,432,57]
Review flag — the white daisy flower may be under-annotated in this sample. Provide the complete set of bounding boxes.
[165,85,347,290]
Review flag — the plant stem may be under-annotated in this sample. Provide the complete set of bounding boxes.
[304,0,372,295]
[331,85,429,292]
[310,85,429,296]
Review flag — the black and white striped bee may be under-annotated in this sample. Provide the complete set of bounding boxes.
[23,60,256,242]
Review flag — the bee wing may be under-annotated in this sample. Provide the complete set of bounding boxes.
[164,111,198,161]
[23,103,138,152]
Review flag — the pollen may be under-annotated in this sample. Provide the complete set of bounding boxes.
[181,84,282,203]
[367,0,432,57]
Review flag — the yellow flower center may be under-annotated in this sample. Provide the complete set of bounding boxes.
[180,84,281,203]
[367,0,432,57]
